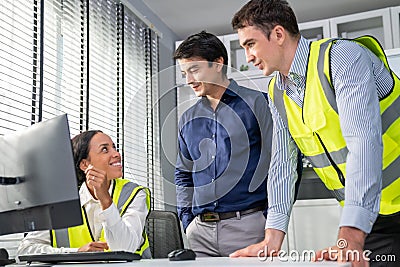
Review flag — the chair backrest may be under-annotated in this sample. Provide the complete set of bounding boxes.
[145,210,184,259]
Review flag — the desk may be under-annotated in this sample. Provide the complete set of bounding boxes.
[10,257,351,266]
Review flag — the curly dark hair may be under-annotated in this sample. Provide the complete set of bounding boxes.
[232,0,299,39]
[71,130,103,187]
[174,30,228,76]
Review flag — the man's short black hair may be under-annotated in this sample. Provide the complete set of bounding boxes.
[174,31,228,76]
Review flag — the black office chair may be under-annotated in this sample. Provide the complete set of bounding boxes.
[145,210,184,259]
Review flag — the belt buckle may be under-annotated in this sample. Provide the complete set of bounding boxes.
[202,212,220,222]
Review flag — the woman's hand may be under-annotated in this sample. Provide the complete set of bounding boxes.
[85,164,112,210]
[78,241,109,252]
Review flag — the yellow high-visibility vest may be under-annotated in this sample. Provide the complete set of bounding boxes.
[269,36,400,215]
[51,178,151,256]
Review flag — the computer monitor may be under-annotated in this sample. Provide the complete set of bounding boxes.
[0,114,82,236]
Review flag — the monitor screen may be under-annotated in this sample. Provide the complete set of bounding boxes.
[0,114,82,235]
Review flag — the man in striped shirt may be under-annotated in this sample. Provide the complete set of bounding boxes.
[230,0,400,266]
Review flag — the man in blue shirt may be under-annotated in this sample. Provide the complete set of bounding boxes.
[174,31,276,257]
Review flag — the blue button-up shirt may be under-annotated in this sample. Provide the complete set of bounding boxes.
[175,79,273,230]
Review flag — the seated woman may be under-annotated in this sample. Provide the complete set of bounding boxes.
[17,130,151,258]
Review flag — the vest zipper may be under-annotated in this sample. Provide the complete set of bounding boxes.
[314,132,346,186]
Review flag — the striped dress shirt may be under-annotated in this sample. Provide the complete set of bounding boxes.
[266,36,394,234]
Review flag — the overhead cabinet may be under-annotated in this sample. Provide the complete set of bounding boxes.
[175,5,400,128]
[329,8,393,49]
[299,19,331,41]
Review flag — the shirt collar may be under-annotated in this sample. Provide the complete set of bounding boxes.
[277,36,311,88]
[200,78,239,105]
[289,36,310,77]
[225,79,240,96]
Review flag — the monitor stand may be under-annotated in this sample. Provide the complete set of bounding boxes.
[0,248,15,266]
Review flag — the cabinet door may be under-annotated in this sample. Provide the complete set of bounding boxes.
[330,8,393,49]
[299,19,330,41]
[224,33,264,80]
[387,49,400,76]
[287,199,342,253]
[391,7,400,48]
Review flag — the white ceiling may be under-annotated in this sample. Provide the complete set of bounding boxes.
[143,0,400,40]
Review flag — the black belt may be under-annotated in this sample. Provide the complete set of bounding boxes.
[199,206,264,222]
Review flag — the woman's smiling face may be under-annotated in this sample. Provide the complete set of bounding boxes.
[86,132,122,180]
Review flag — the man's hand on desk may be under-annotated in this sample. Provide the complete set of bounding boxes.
[314,226,368,267]
[229,228,285,257]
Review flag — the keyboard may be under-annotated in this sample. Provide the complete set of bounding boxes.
[18,251,141,263]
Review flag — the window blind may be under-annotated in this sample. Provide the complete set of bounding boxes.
[41,0,85,135]
[0,0,162,210]
[149,30,163,209]
[87,0,120,140]
[122,7,163,209]
[0,0,37,134]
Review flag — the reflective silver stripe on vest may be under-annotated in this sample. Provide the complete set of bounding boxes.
[317,39,400,190]
[54,229,70,247]
[273,74,349,169]
[141,247,152,259]
[306,147,348,168]
[272,74,346,203]
[381,95,400,133]
[382,156,400,189]
[273,40,339,131]
[273,82,289,128]
[332,188,345,202]
[317,39,338,114]
[306,39,398,136]
[117,181,139,214]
